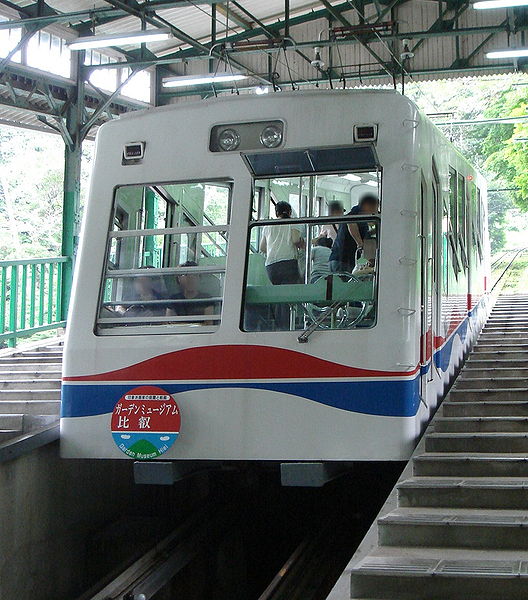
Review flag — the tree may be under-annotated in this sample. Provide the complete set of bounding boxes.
[0,125,93,260]
[408,76,528,252]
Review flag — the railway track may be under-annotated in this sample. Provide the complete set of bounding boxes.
[491,247,526,291]
[77,502,233,600]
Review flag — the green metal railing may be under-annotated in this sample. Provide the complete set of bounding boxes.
[0,257,69,347]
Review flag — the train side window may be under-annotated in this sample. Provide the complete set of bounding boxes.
[448,167,458,242]
[477,188,484,261]
[447,167,462,277]
[470,183,483,262]
[457,173,468,269]
[96,180,231,335]
[242,170,380,332]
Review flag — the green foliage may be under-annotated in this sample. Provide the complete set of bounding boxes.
[408,76,528,253]
[0,126,93,261]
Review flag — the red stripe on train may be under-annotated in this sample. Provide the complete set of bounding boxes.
[64,344,420,382]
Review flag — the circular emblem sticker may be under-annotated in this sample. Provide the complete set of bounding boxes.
[111,385,181,460]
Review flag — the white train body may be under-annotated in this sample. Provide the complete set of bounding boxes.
[61,90,490,463]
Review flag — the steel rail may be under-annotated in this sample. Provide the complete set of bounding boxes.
[79,503,230,600]
[491,247,526,293]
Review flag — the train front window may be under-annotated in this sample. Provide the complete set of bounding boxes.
[96,181,231,335]
[243,171,380,332]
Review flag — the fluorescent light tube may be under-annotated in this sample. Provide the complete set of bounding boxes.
[474,0,528,8]
[486,48,528,58]
[162,73,248,88]
[344,174,362,181]
[68,29,171,50]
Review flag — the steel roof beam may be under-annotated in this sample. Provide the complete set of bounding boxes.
[0,7,125,29]
[82,20,528,71]
[319,0,394,77]
[411,1,470,54]
[0,61,146,119]
[159,61,518,97]
[102,0,273,85]
[216,3,252,30]
[0,0,226,29]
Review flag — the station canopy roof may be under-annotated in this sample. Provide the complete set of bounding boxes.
[0,0,525,136]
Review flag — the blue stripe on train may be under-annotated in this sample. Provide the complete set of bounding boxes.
[61,378,421,418]
[62,306,486,421]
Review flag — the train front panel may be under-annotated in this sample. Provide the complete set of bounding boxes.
[60,90,485,462]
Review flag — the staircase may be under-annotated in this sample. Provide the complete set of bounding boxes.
[349,295,528,600]
[0,340,62,444]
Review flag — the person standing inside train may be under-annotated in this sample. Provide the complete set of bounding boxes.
[260,201,305,285]
[312,200,344,244]
[329,193,378,273]
[260,201,305,329]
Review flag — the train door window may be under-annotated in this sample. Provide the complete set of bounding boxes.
[447,167,461,277]
[242,169,380,332]
[441,190,450,297]
[96,180,231,335]
[477,188,484,261]
[457,173,468,269]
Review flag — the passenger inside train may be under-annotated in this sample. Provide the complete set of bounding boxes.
[244,170,380,332]
[96,157,380,334]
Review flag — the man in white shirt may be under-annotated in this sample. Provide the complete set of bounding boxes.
[260,201,305,285]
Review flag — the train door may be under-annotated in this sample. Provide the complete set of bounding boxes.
[420,174,435,398]
[430,164,441,380]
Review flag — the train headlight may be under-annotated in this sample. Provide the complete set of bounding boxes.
[260,125,282,148]
[218,128,240,151]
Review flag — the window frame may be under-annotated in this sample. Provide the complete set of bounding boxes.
[95,178,233,336]
[240,211,381,333]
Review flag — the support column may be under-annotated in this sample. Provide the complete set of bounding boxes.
[61,49,85,320]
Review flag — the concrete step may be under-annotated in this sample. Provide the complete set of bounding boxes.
[397,477,528,509]
[482,329,528,337]
[0,400,59,415]
[465,358,528,369]
[479,335,528,343]
[378,509,528,549]
[0,389,60,401]
[413,454,528,478]
[0,429,22,442]
[478,328,528,341]
[462,368,528,378]
[0,362,62,372]
[0,370,62,380]
[0,413,24,429]
[425,432,528,453]
[443,401,528,417]
[455,377,528,390]
[487,313,528,318]
[483,321,528,327]
[0,356,63,365]
[13,350,63,358]
[434,417,528,433]
[351,550,528,600]
[0,379,61,390]
[473,344,528,353]
[470,351,528,360]
[448,389,528,402]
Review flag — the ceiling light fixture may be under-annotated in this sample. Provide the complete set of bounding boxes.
[67,28,172,50]
[473,0,528,8]
[486,48,528,58]
[162,73,248,88]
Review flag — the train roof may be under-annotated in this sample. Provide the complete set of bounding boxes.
[116,88,415,123]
